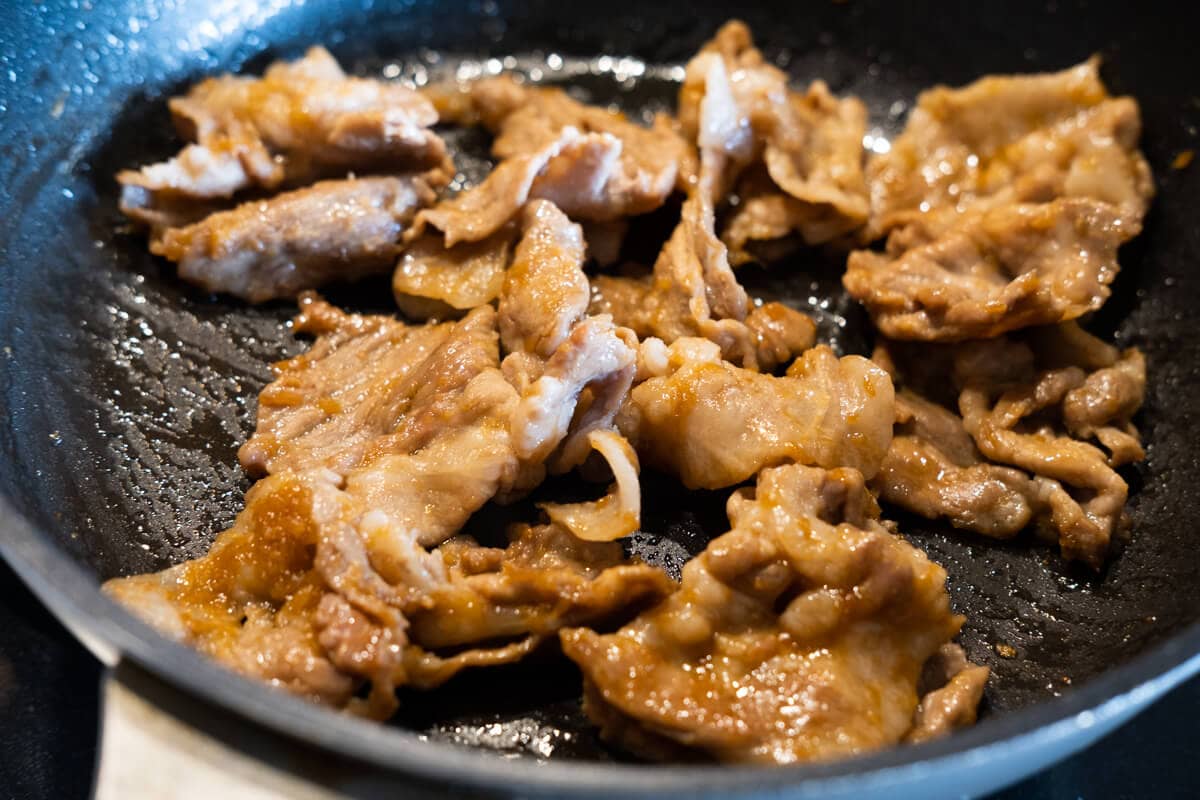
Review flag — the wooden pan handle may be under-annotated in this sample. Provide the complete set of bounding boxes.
[94,663,345,800]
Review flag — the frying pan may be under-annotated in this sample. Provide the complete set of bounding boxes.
[3,0,1200,796]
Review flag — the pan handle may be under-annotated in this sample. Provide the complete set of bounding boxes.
[92,662,456,799]
[93,662,349,800]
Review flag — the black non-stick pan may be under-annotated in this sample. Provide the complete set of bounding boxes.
[3,0,1200,796]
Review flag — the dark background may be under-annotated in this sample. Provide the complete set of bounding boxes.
[0,561,1196,800]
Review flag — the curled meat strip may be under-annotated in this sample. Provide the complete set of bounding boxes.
[538,430,642,543]
[408,522,672,654]
[119,47,449,231]
[678,21,869,259]
[956,337,1143,567]
[562,464,976,763]
[589,37,819,370]
[410,125,671,248]
[511,315,637,468]
[908,644,990,743]
[477,199,644,540]
[467,75,687,217]
[498,200,592,359]
[875,389,1044,538]
[873,324,1146,567]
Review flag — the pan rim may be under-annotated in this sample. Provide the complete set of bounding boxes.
[3,492,1199,796]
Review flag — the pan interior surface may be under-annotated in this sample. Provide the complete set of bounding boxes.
[2,0,1200,770]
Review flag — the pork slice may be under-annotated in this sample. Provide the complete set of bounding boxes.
[561,464,968,764]
[392,225,516,321]
[498,200,591,358]
[154,175,436,303]
[618,345,894,489]
[470,74,685,214]
[844,198,1137,341]
[119,46,450,229]
[873,325,1146,567]
[866,57,1152,239]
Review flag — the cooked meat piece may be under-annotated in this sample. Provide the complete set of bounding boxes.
[118,135,280,220]
[526,131,656,224]
[137,47,443,191]
[498,200,591,358]
[511,315,638,471]
[618,345,894,489]
[340,506,669,699]
[866,57,1153,239]
[680,21,869,255]
[844,198,1137,341]
[117,137,276,231]
[908,644,990,743]
[1061,348,1147,464]
[657,186,749,327]
[477,199,645,540]
[586,186,782,369]
[588,275,670,340]
[590,275,815,372]
[580,51,757,361]
[875,389,1043,538]
[404,516,670,688]
[409,521,672,649]
[745,300,819,368]
[634,336,724,382]
[240,296,529,547]
[175,46,446,172]
[538,430,642,542]
[760,80,870,230]
[485,199,639,470]
[153,176,436,303]
[583,34,821,370]
[340,369,527,547]
[724,190,803,266]
[119,186,232,234]
[723,167,866,266]
[105,468,670,718]
[875,324,1146,567]
[119,47,449,227]
[958,352,1131,567]
[104,470,394,714]
[410,127,612,245]
[240,294,497,477]
[392,225,516,321]
[1027,317,1121,370]
[412,123,679,249]
[469,75,686,216]
[561,464,968,764]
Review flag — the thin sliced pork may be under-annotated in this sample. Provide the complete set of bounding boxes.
[562,464,975,763]
[154,175,437,303]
